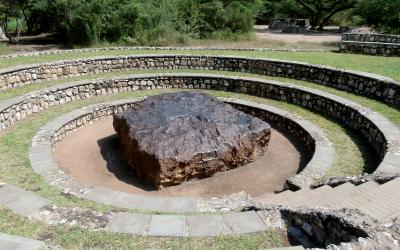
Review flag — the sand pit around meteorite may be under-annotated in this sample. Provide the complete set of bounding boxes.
[53,117,306,198]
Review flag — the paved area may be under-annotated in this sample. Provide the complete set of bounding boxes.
[0,233,45,250]
[0,183,272,237]
[0,184,51,217]
[254,25,341,44]
[104,211,268,237]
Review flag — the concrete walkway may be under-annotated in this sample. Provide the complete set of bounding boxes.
[0,233,45,250]
[0,184,270,237]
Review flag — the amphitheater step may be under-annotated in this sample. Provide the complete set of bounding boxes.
[0,232,45,250]
[344,178,400,222]
[356,180,380,192]
[0,184,51,217]
[257,179,400,222]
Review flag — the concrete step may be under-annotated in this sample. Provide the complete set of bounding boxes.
[320,182,381,208]
[256,179,400,222]
[336,179,400,221]
[312,185,333,195]
[373,178,400,192]
[356,181,379,192]
[313,183,357,207]
[289,186,334,207]
[259,190,296,204]
[267,186,334,208]
[332,182,356,192]
[255,192,275,202]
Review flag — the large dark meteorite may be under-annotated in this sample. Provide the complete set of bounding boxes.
[113,92,271,189]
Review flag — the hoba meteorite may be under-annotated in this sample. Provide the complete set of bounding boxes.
[113,92,271,189]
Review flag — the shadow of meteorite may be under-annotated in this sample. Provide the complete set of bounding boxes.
[97,134,156,191]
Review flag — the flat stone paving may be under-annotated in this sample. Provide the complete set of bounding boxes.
[0,184,51,217]
[105,212,150,235]
[0,233,45,250]
[104,211,269,237]
[0,183,272,237]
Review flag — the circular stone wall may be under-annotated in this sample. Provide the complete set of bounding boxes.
[5,74,395,175]
[0,55,399,106]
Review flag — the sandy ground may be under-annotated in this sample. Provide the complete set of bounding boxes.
[1,26,341,54]
[53,117,307,198]
[1,34,65,53]
[254,25,341,44]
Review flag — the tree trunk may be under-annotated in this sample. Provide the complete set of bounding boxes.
[309,14,319,30]
[21,7,33,34]
[15,18,21,44]
[2,18,20,45]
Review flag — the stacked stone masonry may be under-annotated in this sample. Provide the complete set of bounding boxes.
[0,73,396,176]
[0,55,399,107]
[343,33,400,44]
[341,33,400,56]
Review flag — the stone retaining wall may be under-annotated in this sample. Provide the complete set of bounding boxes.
[341,33,400,56]
[342,33,400,44]
[2,74,397,175]
[0,55,399,107]
[231,102,332,189]
[232,104,315,154]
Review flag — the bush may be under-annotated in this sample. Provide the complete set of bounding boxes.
[356,0,400,34]
[18,0,261,46]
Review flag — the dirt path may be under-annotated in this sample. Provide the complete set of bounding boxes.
[53,117,306,198]
[254,25,341,44]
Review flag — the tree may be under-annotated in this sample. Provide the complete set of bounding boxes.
[356,0,400,34]
[294,0,357,29]
[0,0,25,44]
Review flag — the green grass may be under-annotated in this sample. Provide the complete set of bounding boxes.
[0,43,12,55]
[0,50,399,80]
[0,89,373,214]
[0,208,287,249]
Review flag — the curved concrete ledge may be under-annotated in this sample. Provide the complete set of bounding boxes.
[0,46,327,60]
[0,54,399,107]
[0,74,396,174]
[30,97,332,212]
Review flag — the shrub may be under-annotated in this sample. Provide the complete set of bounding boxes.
[356,0,400,34]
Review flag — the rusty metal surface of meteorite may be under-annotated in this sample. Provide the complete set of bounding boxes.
[113,92,271,189]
